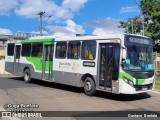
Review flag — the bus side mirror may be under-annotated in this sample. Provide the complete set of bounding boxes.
[122,47,127,62]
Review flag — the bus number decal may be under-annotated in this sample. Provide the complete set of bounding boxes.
[83,61,95,67]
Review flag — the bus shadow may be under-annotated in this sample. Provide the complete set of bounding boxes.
[32,79,83,94]
[10,77,151,101]
[32,79,152,101]
[9,77,83,93]
[95,91,151,101]
[9,77,24,81]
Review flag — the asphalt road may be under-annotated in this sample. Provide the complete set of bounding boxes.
[0,76,160,120]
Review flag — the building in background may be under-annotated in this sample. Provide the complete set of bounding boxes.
[0,35,13,74]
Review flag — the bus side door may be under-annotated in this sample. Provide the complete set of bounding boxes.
[42,44,54,80]
[99,43,120,92]
[14,45,21,75]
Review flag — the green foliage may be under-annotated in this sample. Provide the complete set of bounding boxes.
[119,16,143,34]
[155,79,160,91]
[141,0,160,52]
[119,0,160,52]
[141,0,160,40]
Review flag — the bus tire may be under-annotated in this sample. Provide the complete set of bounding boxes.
[24,69,31,83]
[84,77,96,96]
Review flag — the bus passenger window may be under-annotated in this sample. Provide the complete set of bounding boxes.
[55,42,67,59]
[31,43,43,57]
[21,44,31,57]
[7,43,15,56]
[82,41,96,60]
[68,41,80,59]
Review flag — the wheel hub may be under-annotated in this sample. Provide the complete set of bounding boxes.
[85,81,91,91]
[25,72,29,80]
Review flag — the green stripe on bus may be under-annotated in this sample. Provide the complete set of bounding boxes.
[50,61,53,79]
[26,57,42,71]
[136,79,145,85]
[119,72,145,85]
[21,38,55,43]
[119,72,134,81]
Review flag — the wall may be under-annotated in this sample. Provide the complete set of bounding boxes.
[0,49,5,57]
[0,59,10,74]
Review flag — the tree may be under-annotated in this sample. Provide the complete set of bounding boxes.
[119,16,143,35]
[141,0,160,39]
[119,0,160,52]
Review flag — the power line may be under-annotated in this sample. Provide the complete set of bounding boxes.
[133,0,141,10]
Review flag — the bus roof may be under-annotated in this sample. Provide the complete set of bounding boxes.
[54,33,150,41]
[6,33,150,43]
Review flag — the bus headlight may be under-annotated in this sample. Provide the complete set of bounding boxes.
[123,78,134,87]
[128,80,134,87]
[123,77,128,83]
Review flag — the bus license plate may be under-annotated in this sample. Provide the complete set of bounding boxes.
[142,87,148,91]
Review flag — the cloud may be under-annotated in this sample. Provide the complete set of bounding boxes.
[0,0,88,36]
[0,28,13,35]
[30,30,49,35]
[62,0,88,12]
[14,0,88,19]
[120,6,139,14]
[47,19,85,37]
[85,18,124,35]
[0,0,18,15]
[15,0,58,18]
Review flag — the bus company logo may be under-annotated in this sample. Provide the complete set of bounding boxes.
[59,62,71,68]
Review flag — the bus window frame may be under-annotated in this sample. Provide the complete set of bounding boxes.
[21,43,31,57]
[67,41,81,60]
[55,42,67,59]
[81,40,97,60]
[7,43,15,56]
[31,42,43,58]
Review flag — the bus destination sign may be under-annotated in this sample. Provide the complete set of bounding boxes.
[126,35,152,45]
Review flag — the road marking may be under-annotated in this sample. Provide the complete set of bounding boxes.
[0,107,21,120]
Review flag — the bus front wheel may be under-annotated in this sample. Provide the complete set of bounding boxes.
[84,77,96,96]
[24,69,31,83]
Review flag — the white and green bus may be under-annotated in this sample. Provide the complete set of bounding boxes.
[5,34,154,95]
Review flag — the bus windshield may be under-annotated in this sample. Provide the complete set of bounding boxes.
[123,45,154,71]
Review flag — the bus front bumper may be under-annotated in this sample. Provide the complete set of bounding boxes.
[120,79,154,94]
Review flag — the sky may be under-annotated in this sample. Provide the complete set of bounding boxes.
[0,0,141,37]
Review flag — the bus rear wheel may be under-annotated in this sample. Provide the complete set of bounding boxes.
[84,77,96,96]
[24,69,31,83]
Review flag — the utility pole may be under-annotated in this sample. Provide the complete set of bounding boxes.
[37,12,45,35]
[132,20,134,34]
[133,0,144,36]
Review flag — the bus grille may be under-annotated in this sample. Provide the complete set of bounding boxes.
[134,83,153,91]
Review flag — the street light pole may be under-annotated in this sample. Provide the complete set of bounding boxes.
[37,12,45,35]
[43,15,51,32]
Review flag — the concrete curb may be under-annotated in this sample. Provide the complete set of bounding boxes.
[0,74,17,78]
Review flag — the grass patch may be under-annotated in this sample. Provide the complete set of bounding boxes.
[155,79,160,91]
